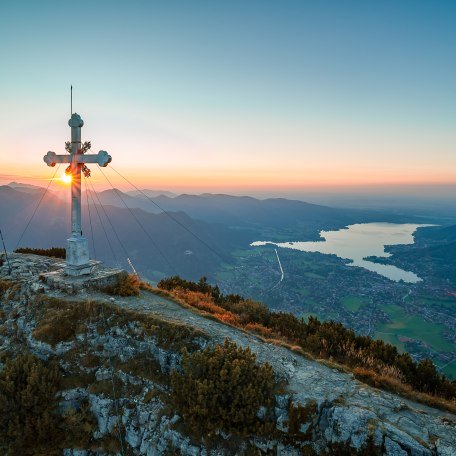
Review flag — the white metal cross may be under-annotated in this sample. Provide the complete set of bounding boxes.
[43,113,112,275]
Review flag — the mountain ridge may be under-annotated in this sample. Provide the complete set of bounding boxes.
[0,253,455,455]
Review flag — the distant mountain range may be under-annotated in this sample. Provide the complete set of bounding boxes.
[0,185,244,280]
[7,181,47,193]
[92,188,417,231]
[0,183,435,282]
[125,189,177,198]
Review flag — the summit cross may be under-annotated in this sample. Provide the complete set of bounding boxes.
[43,113,112,276]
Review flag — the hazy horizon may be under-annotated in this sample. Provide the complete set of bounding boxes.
[3,176,456,211]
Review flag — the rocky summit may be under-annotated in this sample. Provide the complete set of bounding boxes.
[0,253,455,455]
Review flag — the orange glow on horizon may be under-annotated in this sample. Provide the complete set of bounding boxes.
[113,166,456,191]
[4,164,456,193]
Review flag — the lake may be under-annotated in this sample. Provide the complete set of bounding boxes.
[251,222,432,283]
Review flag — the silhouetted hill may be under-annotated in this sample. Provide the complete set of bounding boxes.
[0,184,417,282]
[0,185,247,281]
[95,189,412,232]
[7,181,44,192]
[126,189,177,198]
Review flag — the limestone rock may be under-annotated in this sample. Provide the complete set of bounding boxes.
[1,252,455,455]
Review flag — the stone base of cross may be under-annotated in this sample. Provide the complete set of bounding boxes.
[43,113,111,276]
[65,235,97,276]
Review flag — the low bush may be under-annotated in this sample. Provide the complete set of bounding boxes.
[115,355,168,384]
[0,353,99,455]
[170,339,276,438]
[102,273,140,297]
[32,295,206,351]
[14,247,66,259]
[0,354,61,455]
[33,298,101,346]
[287,399,318,440]
[158,276,456,403]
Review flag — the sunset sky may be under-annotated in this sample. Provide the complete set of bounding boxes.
[1,1,455,195]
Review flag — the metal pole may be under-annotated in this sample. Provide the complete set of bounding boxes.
[70,115,83,236]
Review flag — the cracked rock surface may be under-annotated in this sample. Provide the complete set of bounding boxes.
[0,253,455,455]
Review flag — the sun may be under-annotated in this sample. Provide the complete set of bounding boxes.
[61,173,72,184]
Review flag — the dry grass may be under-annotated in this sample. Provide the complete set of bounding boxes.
[158,286,456,414]
[0,280,21,300]
[353,367,456,414]
[90,434,122,454]
[115,355,168,384]
[139,281,156,292]
[88,377,123,397]
[32,295,207,352]
[287,399,318,441]
[32,298,102,346]
[61,370,96,390]
[102,273,140,297]
[244,322,274,337]
[0,279,14,295]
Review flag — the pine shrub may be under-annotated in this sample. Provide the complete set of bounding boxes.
[14,247,66,259]
[170,339,275,437]
[0,354,61,455]
[159,277,456,401]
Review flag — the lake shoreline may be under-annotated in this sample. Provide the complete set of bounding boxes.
[251,222,433,283]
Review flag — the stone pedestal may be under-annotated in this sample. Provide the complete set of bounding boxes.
[65,235,96,276]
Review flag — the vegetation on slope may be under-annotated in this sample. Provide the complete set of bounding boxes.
[14,247,66,259]
[0,354,60,455]
[0,292,286,452]
[171,339,276,438]
[0,279,20,299]
[32,295,203,351]
[158,276,456,405]
[0,354,95,455]
[0,275,451,453]
[101,272,141,297]
[0,293,209,453]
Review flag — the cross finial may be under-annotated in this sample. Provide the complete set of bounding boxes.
[68,113,84,128]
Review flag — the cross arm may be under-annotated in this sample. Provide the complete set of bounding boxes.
[79,150,112,167]
[43,150,112,167]
[43,151,72,166]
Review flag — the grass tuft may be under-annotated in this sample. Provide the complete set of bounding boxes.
[102,273,140,297]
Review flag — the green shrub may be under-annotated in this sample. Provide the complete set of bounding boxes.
[159,277,456,401]
[0,354,61,455]
[287,400,318,440]
[170,339,275,437]
[14,247,66,259]
[0,353,98,454]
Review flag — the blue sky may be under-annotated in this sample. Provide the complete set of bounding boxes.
[1,1,455,192]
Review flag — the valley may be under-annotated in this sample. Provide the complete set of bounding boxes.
[2,183,455,379]
[215,230,456,379]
